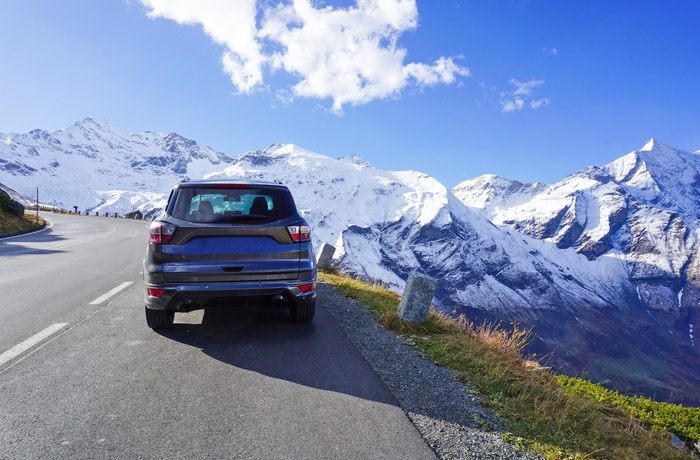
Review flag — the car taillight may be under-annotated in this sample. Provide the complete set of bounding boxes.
[298,283,314,293]
[287,222,311,242]
[215,184,250,189]
[149,221,177,244]
[148,288,166,298]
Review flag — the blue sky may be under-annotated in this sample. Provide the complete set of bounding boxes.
[1,0,699,188]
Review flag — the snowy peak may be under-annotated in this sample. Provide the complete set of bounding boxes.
[69,117,118,135]
[604,140,700,217]
[59,118,137,158]
[640,137,676,154]
[452,174,547,216]
[162,132,196,153]
[606,139,684,183]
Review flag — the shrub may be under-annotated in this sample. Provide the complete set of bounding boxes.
[0,190,25,216]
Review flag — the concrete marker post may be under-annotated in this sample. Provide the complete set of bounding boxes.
[397,270,438,323]
[316,243,336,269]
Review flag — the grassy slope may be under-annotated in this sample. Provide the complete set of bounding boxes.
[319,270,698,460]
[0,211,44,234]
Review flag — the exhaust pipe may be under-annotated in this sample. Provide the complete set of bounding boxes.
[271,295,288,309]
[180,298,196,313]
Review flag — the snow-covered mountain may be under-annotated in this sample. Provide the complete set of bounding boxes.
[0,118,234,217]
[454,139,700,313]
[1,120,698,405]
[203,144,630,312]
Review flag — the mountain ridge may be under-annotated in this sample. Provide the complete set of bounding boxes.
[453,139,700,310]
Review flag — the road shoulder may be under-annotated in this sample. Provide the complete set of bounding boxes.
[318,282,543,460]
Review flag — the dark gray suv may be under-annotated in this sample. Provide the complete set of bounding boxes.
[143,179,316,329]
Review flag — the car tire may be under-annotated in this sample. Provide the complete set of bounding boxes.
[145,306,174,329]
[290,297,315,322]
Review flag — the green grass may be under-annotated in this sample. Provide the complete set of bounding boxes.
[0,211,44,234]
[558,376,700,446]
[319,269,698,460]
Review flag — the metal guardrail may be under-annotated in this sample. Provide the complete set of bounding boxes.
[24,206,150,220]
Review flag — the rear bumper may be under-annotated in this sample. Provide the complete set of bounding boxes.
[144,279,316,311]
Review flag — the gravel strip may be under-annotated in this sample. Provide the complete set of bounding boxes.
[318,282,544,460]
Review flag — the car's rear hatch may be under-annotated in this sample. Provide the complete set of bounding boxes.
[158,183,306,284]
[161,225,301,284]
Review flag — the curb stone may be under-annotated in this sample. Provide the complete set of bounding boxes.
[0,221,47,239]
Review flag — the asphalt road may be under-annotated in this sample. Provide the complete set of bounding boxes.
[0,213,436,459]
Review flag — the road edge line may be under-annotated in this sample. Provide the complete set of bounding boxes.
[0,323,69,367]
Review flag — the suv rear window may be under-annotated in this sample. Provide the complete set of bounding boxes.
[168,186,295,224]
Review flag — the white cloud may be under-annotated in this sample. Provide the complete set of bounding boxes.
[501,79,548,113]
[510,79,544,97]
[542,47,558,57]
[530,98,551,109]
[141,0,263,92]
[140,0,469,113]
[502,99,524,113]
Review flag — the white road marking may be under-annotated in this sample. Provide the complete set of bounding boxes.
[89,281,133,305]
[0,323,68,367]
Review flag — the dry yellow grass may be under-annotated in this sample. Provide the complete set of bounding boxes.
[0,211,44,234]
